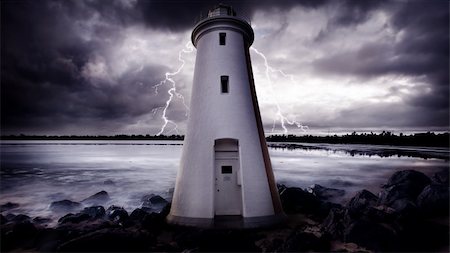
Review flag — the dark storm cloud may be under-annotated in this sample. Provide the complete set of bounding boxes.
[0,0,384,134]
[313,1,449,126]
[1,0,448,134]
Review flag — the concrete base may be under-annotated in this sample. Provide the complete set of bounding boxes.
[166,213,287,229]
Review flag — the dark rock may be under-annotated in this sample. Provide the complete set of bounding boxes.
[0,214,6,225]
[279,185,338,219]
[346,189,378,218]
[81,206,105,219]
[417,184,449,216]
[307,184,345,201]
[432,168,449,185]
[129,208,148,221]
[106,206,128,223]
[390,198,417,217]
[366,205,398,222]
[82,191,110,206]
[32,216,52,224]
[50,199,82,212]
[379,170,431,206]
[385,170,431,189]
[280,230,330,252]
[58,213,91,224]
[5,213,17,220]
[344,219,398,251]
[141,194,169,213]
[279,186,321,214]
[103,179,115,185]
[0,202,19,211]
[12,214,31,223]
[321,207,348,240]
[57,228,152,252]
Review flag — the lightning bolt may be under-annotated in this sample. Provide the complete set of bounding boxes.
[153,41,194,135]
[250,47,308,134]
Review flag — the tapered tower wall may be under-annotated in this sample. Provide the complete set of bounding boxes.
[168,6,284,228]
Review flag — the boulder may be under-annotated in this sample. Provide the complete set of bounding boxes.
[279,186,321,214]
[417,184,449,216]
[50,199,82,212]
[280,230,330,252]
[344,219,398,251]
[129,208,148,222]
[57,228,151,252]
[432,169,449,185]
[11,214,31,223]
[141,194,169,213]
[346,189,378,218]
[0,202,19,211]
[58,213,91,224]
[0,214,6,225]
[32,216,52,224]
[106,206,128,223]
[81,206,106,219]
[307,184,345,201]
[321,207,347,240]
[82,191,110,206]
[379,170,431,206]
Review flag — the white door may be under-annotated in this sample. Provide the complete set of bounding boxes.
[214,140,242,216]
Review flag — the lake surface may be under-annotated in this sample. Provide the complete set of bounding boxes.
[1,140,448,222]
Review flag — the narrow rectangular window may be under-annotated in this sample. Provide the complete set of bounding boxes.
[219,33,226,45]
[221,76,229,93]
[221,166,232,174]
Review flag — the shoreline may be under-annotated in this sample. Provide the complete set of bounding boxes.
[1,168,448,252]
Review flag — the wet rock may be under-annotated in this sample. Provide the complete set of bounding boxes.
[279,185,339,220]
[106,206,128,223]
[50,199,82,212]
[280,230,330,252]
[366,205,398,223]
[57,228,151,252]
[82,191,110,206]
[5,213,17,220]
[379,170,431,206]
[321,207,347,240]
[307,184,345,201]
[344,219,398,251]
[12,214,31,223]
[0,214,6,225]
[141,194,169,213]
[347,189,378,218]
[432,168,449,185]
[417,184,449,216]
[390,198,417,217]
[58,213,91,224]
[81,206,105,219]
[279,186,321,214]
[129,208,148,221]
[0,202,19,211]
[32,216,52,224]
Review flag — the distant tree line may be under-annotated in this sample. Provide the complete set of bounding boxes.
[2,131,449,147]
[267,131,450,147]
[0,134,184,141]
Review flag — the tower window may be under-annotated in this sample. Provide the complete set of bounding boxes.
[221,76,229,93]
[219,33,226,45]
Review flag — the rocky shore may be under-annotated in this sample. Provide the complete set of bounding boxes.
[1,169,448,252]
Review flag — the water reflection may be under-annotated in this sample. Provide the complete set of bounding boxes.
[0,140,448,221]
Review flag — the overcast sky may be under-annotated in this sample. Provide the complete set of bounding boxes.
[1,0,449,135]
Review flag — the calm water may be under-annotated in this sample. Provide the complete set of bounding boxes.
[1,140,448,222]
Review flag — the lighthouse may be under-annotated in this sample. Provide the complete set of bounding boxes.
[167,4,285,228]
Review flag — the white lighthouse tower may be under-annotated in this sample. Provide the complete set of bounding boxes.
[167,4,285,228]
